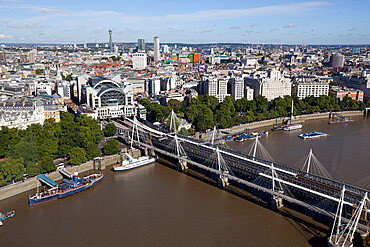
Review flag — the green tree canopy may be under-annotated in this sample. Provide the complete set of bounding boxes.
[86,142,101,160]
[103,139,120,155]
[69,147,87,165]
[104,123,117,137]
[39,156,56,173]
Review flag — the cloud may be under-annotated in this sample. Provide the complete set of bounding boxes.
[0,0,24,2]
[284,23,298,28]
[245,30,253,33]
[348,27,357,32]
[229,26,240,30]
[311,27,317,31]
[270,28,278,31]
[0,34,13,39]
[194,28,212,33]
[92,27,104,33]
[156,2,326,23]
[251,23,260,27]
[167,27,184,32]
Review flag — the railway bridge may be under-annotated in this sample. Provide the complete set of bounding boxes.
[114,116,369,247]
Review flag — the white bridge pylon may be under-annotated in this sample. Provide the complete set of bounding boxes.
[247,136,274,162]
[130,117,140,148]
[329,187,369,247]
[299,148,333,179]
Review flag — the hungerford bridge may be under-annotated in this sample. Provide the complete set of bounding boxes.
[114,114,369,247]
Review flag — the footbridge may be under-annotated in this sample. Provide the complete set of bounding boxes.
[114,117,370,245]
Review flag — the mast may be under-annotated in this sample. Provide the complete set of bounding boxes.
[290,99,294,125]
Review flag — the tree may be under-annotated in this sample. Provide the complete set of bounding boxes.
[2,158,24,182]
[104,123,117,137]
[167,99,181,113]
[35,69,43,75]
[86,142,101,160]
[103,139,120,155]
[69,147,87,165]
[39,156,56,173]
[8,140,39,166]
[26,162,42,177]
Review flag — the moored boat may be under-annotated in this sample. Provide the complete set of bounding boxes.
[299,131,327,139]
[113,153,156,172]
[29,172,104,206]
[234,131,268,142]
[282,124,303,131]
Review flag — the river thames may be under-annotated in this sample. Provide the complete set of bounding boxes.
[0,115,369,246]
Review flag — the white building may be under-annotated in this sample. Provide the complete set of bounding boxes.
[0,99,44,129]
[132,53,147,70]
[200,76,229,102]
[154,36,160,62]
[244,70,292,101]
[79,77,146,120]
[229,77,244,100]
[146,78,161,95]
[292,78,329,99]
[244,86,254,100]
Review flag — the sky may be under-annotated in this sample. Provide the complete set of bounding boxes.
[0,0,369,45]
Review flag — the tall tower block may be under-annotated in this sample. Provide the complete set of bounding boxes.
[154,36,160,62]
[109,30,113,54]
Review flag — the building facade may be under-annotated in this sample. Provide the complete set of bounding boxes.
[132,53,147,70]
[329,87,364,102]
[244,70,292,101]
[79,77,146,120]
[199,76,229,102]
[154,36,160,62]
[292,78,329,99]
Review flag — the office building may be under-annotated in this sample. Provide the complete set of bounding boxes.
[79,77,145,120]
[199,76,229,102]
[229,77,244,100]
[162,45,169,53]
[330,53,344,68]
[329,86,364,102]
[138,39,145,51]
[292,78,329,99]
[132,53,147,70]
[154,36,160,62]
[0,52,5,62]
[244,70,292,101]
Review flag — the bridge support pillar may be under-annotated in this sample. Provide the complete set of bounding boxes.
[143,147,149,157]
[177,160,188,171]
[271,196,283,210]
[217,175,229,188]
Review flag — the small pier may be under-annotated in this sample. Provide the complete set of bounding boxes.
[329,112,354,124]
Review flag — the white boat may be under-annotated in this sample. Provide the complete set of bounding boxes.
[113,153,156,172]
[282,124,303,131]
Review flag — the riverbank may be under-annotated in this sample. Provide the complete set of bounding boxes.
[224,110,363,134]
[0,154,120,201]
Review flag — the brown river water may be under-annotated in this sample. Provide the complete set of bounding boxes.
[0,116,369,247]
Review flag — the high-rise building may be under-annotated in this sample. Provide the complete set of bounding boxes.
[330,53,344,68]
[292,78,329,99]
[199,76,229,102]
[244,70,292,101]
[162,45,169,53]
[109,30,113,53]
[138,39,145,51]
[132,53,147,70]
[0,51,6,62]
[20,53,27,63]
[153,36,160,62]
[229,77,244,100]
